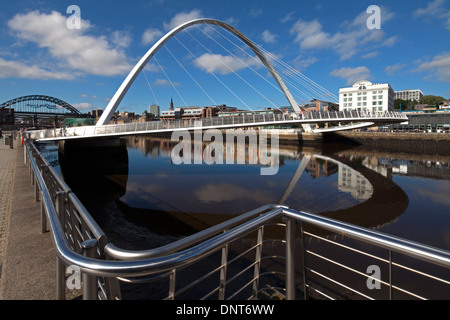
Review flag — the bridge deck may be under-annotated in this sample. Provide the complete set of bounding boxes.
[26,111,408,141]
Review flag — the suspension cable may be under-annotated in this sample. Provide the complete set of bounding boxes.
[193,25,281,109]
[143,68,160,106]
[206,26,321,102]
[209,26,338,103]
[153,56,188,108]
[163,44,217,106]
[173,34,254,112]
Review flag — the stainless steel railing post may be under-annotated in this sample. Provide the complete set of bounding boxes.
[40,190,47,233]
[55,191,66,225]
[168,269,176,300]
[299,221,308,300]
[285,217,297,300]
[81,239,99,300]
[56,258,66,300]
[252,226,264,299]
[389,250,393,300]
[218,244,229,300]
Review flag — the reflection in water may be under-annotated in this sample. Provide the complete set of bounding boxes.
[58,139,129,199]
[56,135,414,249]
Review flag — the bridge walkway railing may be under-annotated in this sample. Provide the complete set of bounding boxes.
[24,138,449,300]
[25,110,409,141]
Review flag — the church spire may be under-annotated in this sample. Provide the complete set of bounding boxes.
[170,97,174,110]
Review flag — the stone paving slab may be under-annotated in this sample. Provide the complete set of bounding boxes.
[0,138,16,274]
[0,139,56,300]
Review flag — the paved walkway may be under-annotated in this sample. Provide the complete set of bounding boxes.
[0,136,56,299]
[0,137,16,272]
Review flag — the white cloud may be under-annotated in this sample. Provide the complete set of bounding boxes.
[415,52,450,82]
[329,66,372,85]
[290,8,396,60]
[7,10,132,77]
[72,102,95,110]
[385,63,406,76]
[110,30,132,48]
[193,53,262,75]
[261,30,277,44]
[381,35,397,47]
[142,28,164,46]
[141,9,203,50]
[163,9,203,31]
[290,19,329,49]
[153,78,180,86]
[414,0,450,30]
[249,8,263,18]
[292,55,318,71]
[415,0,446,17]
[144,63,160,73]
[361,51,379,59]
[0,57,74,80]
[281,11,295,24]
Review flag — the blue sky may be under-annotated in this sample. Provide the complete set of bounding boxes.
[1,0,449,114]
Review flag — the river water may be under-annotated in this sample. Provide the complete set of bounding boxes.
[37,134,450,299]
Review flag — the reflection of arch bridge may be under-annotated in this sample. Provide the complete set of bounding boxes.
[25,19,408,141]
[1,95,81,117]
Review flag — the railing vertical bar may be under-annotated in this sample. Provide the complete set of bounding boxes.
[252,226,264,299]
[285,218,297,300]
[169,269,176,300]
[40,190,47,233]
[56,258,66,300]
[300,221,308,300]
[82,239,99,300]
[389,250,393,300]
[218,245,228,300]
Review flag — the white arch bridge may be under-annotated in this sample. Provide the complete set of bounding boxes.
[26,18,408,141]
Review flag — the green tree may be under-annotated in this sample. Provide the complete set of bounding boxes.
[394,99,413,110]
[419,95,445,106]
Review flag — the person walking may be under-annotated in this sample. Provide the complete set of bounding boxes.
[0,127,3,139]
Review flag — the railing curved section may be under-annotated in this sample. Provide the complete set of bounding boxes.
[25,139,450,300]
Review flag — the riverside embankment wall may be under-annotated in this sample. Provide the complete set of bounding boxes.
[327,132,450,155]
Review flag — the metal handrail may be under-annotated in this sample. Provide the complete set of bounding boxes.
[24,139,450,300]
[282,208,450,269]
[25,111,408,141]
[104,203,287,260]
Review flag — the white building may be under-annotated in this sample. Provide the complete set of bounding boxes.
[338,164,373,201]
[339,80,394,113]
[395,89,423,102]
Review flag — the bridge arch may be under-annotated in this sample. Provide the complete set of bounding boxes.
[0,95,81,115]
[97,18,302,126]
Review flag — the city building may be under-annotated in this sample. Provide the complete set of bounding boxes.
[302,99,339,113]
[149,104,160,118]
[88,109,103,119]
[439,99,450,110]
[339,80,395,113]
[392,112,450,132]
[216,107,281,117]
[395,89,423,102]
[160,100,240,120]
[0,107,14,124]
